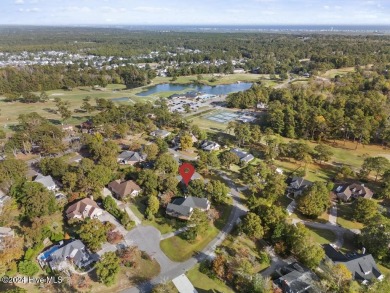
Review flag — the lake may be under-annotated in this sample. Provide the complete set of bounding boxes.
[136,82,253,96]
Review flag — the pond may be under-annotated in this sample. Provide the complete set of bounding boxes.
[136,82,253,96]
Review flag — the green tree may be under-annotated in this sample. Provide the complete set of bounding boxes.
[241,213,264,239]
[353,198,378,223]
[297,182,330,218]
[186,209,209,240]
[180,134,193,151]
[187,179,205,197]
[78,219,109,252]
[96,252,120,286]
[287,223,325,268]
[39,157,67,179]
[219,151,239,169]
[234,123,251,147]
[360,156,390,181]
[155,153,178,174]
[144,144,159,161]
[12,182,57,220]
[137,169,159,196]
[18,260,39,276]
[360,216,390,260]
[205,180,229,203]
[146,196,159,219]
[313,144,334,164]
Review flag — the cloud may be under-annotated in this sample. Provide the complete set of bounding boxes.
[133,6,172,13]
[18,7,41,12]
[14,0,25,4]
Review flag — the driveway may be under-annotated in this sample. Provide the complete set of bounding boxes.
[98,212,128,236]
[126,226,178,273]
[121,171,248,293]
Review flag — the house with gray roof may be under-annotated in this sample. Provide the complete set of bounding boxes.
[273,262,319,293]
[230,148,254,163]
[200,140,220,152]
[150,129,171,139]
[287,176,313,198]
[166,196,210,220]
[117,151,146,165]
[38,240,98,271]
[34,173,57,191]
[323,244,383,284]
[335,183,373,201]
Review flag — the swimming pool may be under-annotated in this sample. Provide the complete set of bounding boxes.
[39,245,60,261]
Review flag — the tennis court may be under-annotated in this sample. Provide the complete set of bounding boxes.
[204,111,240,123]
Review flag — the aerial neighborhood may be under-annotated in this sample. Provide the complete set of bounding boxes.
[0,21,390,293]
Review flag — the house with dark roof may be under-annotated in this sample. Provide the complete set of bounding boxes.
[150,129,171,139]
[323,244,384,284]
[200,140,220,152]
[34,173,57,191]
[273,262,319,293]
[108,179,142,199]
[117,151,146,165]
[166,196,210,220]
[230,148,254,163]
[335,183,373,201]
[65,198,103,220]
[287,176,313,198]
[38,240,98,271]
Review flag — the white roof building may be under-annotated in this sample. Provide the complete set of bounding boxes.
[172,274,198,293]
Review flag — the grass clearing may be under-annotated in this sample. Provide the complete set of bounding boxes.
[306,226,336,244]
[187,264,234,293]
[337,204,364,230]
[160,225,219,262]
[160,200,232,262]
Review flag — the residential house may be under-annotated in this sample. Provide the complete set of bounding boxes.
[108,179,142,199]
[65,198,103,220]
[323,244,384,284]
[166,196,210,220]
[335,183,373,201]
[230,148,254,163]
[150,129,171,139]
[0,227,14,238]
[34,173,57,191]
[287,176,313,198]
[172,274,198,293]
[200,140,220,152]
[117,151,146,165]
[273,262,319,293]
[38,240,98,271]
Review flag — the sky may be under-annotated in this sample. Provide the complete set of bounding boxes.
[0,0,389,26]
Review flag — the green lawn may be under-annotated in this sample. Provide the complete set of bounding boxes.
[160,226,219,262]
[336,204,364,230]
[187,264,234,293]
[306,226,336,244]
[129,196,184,234]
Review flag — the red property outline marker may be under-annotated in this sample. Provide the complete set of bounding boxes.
[179,163,195,186]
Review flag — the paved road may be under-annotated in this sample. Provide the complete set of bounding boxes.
[122,172,248,293]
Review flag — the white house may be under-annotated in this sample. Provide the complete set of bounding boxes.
[34,174,57,191]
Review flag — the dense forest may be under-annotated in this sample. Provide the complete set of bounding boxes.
[226,66,390,146]
[1,26,390,74]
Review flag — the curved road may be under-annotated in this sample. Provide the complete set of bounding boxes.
[122,172,248,293]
